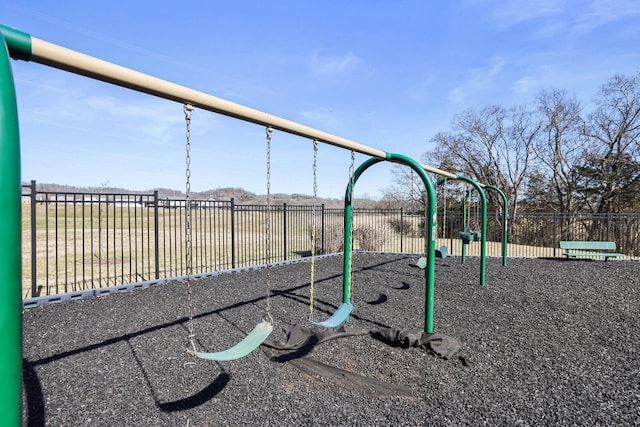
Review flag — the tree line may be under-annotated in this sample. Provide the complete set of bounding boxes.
[382,71,640,216]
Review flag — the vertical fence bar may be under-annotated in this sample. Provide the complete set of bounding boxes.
[54,195,60,292]
[283,203,288,261]
[321,203,325,254]
[118,196,123,286]
[230,198,236,268]
[153,191,159,279]
[81,194,86,290]
[30,180,36,297]
[44,194,49,294]
[106,195,111,286]
[400,207,404,253]
[553,212,557,257]
[73,192,78,291]
[64,193,68,290]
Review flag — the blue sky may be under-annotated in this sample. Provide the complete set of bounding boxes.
[2,0,640,198]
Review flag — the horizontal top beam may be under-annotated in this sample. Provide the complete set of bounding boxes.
[1,24,461,181]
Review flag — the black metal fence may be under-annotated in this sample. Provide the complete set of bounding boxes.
[21,181,640,299]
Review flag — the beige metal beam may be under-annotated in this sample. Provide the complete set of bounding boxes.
[30,37,461,179]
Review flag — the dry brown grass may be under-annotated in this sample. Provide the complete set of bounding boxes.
[22,204,560,298]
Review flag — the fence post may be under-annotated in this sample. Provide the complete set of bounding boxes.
[283,203,287,261]
[153,191,159,279]
[321,203,325,254]
[230,198,236,269]
[400,207,403,253]
[30,180,37,297]
[449,214,454,255]
[553,212,557,257]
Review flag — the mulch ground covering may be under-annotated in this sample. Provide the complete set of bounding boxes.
[22,254,640,426]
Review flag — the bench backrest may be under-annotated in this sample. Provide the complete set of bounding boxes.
[559,241,617,251]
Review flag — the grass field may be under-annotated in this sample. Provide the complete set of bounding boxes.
[21,203,560,299]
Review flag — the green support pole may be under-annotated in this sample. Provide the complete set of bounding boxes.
[458,176,488,287]
[342,158,381,305]
[437,178,506,279]
[344,154,437,333]
[342,193,354,303]
[0,27,27,427]
[461,191,468,263]
[484,184,508,267]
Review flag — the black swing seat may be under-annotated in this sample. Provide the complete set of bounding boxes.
[191,321,273,361]
[460,231,480,244]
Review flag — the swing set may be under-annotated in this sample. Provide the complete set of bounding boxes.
[417,176,509,285]
[182,117,354,361]
[308,143,355,328]
[0,24,506,424]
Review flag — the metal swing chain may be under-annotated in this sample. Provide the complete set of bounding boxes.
[442,184,447,239]
[309,139,318,320]
[264,127,274,324]
[347,150,355,288]
[184,104,198,353]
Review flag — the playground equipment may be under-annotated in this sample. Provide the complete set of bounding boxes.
[308,142,354,328]
[0,24,503,424]
[416,185,448,269]
[184,109,273,361]
[460,189,482,244]
[345,154,438,333]
[437,183,449,258]
[436,176,509,268]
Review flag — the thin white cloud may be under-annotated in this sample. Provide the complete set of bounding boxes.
[570,0,640,35]
[512,76,536,94]
[447,56,506,104]
[406,71,439,101]
[482,0,640,39]
[299,107,345,130]
[483,0,564,30]
[309,50,361,76]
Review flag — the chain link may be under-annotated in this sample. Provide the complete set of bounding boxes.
[184,104,197,352]
[309,140,318,319]
[265,127,273,322]
[347,150,355,289]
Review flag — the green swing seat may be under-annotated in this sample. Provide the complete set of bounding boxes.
[311,302,353,328]
[193,321,273,361]
[415,246,448,269]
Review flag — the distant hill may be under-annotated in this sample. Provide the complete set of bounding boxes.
[24,182,364,208]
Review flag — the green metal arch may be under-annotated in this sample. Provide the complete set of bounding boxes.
[0,25,32,61]
[342,153,438,333]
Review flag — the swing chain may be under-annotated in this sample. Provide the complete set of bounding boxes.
[347,150,355,287]
[309,139,318,320]
[442,183,447,239]
[184,104,198,353]
[349,150,356,188]
[264,127,273,323]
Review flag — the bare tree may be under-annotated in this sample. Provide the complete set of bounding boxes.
[380,167,425,213]
[425,104,538,216]
[384,71,640,216]
[581,73,640,213]
[533,88,588,213]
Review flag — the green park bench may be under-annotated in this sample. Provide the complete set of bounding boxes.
[559,241,624,261]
